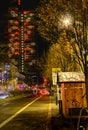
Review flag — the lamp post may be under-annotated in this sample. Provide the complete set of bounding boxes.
[52,68,62,114]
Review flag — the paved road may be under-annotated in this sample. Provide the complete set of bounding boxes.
[0,95,79,130]
[0,96,58,130]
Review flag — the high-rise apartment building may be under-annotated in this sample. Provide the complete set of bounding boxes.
[8,3,36,73]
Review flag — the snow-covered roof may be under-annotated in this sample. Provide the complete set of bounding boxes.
[58,72,85,82]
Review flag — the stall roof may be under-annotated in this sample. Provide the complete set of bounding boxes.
[58,72,85,82]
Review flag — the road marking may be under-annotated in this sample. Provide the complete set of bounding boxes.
[0,97,41,128]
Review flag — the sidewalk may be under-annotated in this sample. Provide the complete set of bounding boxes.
[51,96,59,117]
[50,96,75,130]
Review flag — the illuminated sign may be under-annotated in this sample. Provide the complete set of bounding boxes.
[52,68,61,72]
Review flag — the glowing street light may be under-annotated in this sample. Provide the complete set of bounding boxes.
[59,13,73,29]
[64,18,70,27]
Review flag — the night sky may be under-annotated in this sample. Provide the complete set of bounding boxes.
[0,0,39,15]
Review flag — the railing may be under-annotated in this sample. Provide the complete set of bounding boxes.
[77,107,88,130]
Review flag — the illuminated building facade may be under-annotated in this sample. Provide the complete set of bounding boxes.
[8,7,36,72]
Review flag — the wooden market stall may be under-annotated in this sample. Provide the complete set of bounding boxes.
[59,72,88,118]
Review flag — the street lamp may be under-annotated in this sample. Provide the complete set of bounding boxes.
[64,18,70,27]
[63,16,72,27]
[59,13,73,29]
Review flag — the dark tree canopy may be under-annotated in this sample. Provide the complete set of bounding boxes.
[35,0,85,44]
